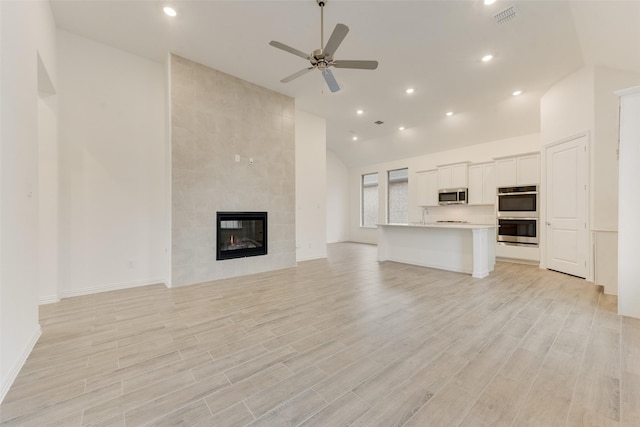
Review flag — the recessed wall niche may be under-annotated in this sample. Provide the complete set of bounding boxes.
[170,54,295,286]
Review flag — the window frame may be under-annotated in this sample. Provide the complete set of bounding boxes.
[387,167,409,225]
[361,172,379,228]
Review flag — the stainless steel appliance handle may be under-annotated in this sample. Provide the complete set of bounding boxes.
[497,191,538,196]
[498,217,539,221]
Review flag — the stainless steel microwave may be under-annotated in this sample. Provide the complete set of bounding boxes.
[438,188,468,205]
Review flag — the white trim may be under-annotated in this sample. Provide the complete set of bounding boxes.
[493,151,540,160]
[296,254,328,263]
[59,278,167,299]
[496,256,540,266]
[436,161,472,167]
[0,326,41,404]
[38,295,61,305]
[615,85,640,97]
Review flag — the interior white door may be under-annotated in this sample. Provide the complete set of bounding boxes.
[545,135,588,278]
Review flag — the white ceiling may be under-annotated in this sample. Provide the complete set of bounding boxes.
[50,0,640,168]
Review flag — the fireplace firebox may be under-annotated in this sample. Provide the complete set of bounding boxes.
[216,212,267,260]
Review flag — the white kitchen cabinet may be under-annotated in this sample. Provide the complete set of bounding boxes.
[495,158,517,187]
[416,170,438,206]
[517,154,540,185]
[468,162,496,205]
[438,162,469,189]
[495,153,540,186]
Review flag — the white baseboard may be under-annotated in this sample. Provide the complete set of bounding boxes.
[59,278,166,299]
[496,256,540,266]
[38,295,61,305]
[296,254,328,263]
[0,325,41,404]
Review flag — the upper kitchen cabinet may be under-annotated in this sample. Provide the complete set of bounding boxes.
[438,162,469,189]
[495,153,540,186]
[468,162,496,205]
[416,170,438,206]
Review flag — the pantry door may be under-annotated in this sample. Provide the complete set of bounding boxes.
[545,134,588,278]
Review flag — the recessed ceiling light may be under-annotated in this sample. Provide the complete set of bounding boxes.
[356,109,364,115]
[484,0,496,5]
[398,126,405,131]
[446,111,454,116]
[512,90,523,96]
[163,6,177,17]
[352,136,358,141]
[482,54,493,62]
[405,88,415,94]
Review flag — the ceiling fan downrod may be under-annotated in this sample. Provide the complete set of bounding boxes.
[318,0,325,52]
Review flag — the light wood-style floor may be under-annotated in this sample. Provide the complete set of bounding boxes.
[2,243,639,426]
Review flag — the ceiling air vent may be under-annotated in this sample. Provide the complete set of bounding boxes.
[494,5,519,24]
[374,120,384,125]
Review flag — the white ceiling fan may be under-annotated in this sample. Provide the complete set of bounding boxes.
[269,0,379,93]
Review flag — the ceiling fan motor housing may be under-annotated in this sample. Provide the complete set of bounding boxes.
[312,48,332,68]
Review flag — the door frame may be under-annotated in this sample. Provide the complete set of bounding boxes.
[541,131,593,281]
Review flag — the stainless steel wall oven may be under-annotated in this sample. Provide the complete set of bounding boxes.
[497,185,539,246]
[497,185,537,217]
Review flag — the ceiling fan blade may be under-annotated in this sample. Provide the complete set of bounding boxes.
[281,67,314,83]
[269,41,310,60]
[333,60,379,70]
[323,23,349,57]
[322,69,340,93]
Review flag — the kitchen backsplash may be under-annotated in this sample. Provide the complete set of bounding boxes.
[417,205,496,225]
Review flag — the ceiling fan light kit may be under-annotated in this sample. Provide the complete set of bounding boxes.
[269,0,379,93]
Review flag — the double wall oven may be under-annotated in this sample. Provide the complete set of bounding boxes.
[496,185,538,246]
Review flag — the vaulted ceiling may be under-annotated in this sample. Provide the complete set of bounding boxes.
[50,0,640,167]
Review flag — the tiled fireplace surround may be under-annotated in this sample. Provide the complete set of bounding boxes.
[171,54,296,286]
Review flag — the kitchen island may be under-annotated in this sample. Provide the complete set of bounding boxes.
[377,223,496,278]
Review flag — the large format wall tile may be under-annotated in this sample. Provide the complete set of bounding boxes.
[171,54,296,286]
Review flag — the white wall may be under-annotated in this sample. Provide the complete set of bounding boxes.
[593,67,640,230]
[326,150,349,243]
[540,66,640,231]
[0,0,56,403]
[539,65,640,291]
[37,90,58,304]
[540,66,595,146]
[618,86,640,319]
[539,67,594,275]
[57,30,168,298]
[592,68,640,295]
[295,110,327,261]
[164,54,173,285]
[348,133,540,244]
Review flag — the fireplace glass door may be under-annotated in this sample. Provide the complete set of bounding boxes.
[216,212,267,260]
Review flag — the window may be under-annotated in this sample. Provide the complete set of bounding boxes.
[388,168,408,224]
[361,172,379,227]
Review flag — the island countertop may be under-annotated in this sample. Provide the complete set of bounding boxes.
[379,223,495,230]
